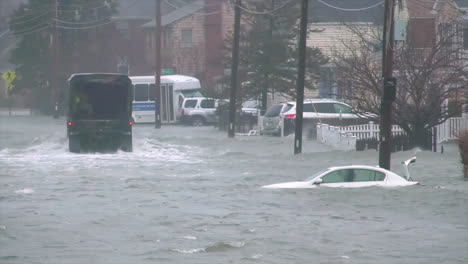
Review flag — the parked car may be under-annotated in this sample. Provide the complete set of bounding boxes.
[261,99,369,136]
[261,103,293,135]
[262,158,419,189]
[179,97,224,126]
[241,100,261,116]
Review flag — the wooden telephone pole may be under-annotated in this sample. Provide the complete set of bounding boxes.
[51,0,59,119]
[379,0,397,169]
[293,0,308,154]
[154,0,162,128]
[228,0,241,138]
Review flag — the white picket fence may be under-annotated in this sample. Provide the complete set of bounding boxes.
[317,117,468,150]
[434,117,468,143]
[339,121,406,139]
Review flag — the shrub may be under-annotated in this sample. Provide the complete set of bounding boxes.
[458,130,468,178]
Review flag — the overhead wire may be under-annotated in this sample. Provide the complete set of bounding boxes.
[55,19,116,30]
[54,16,114,25]
[8,11,50,26]
[162,0,223,16]
[12,25,50,37]
[232,0,297,15]
[316,0,385,12]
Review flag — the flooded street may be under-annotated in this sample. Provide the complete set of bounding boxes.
[1,116,467,264]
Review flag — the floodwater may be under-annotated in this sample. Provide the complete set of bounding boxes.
[1,116,467,264]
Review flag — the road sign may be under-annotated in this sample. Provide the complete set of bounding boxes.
[161,68,175,75]
[2,70,16,90]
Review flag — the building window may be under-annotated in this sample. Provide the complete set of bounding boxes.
[181,29,192,48]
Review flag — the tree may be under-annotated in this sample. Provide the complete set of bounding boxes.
[332,22,467,148]
[9,0,117,113]
[222,0,327,110]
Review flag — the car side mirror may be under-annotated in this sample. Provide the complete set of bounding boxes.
[313,178,323,185]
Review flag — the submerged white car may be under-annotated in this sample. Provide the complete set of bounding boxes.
[262,158,419,189]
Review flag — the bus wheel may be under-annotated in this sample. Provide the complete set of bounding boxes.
[69,136,81,153]
[121,136,133,152]
[191,116,205,126]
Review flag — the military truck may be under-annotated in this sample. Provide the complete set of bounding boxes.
[67,73,133,153]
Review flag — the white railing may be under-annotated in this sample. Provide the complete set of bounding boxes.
[435,117,468,143]
[339,121,406,139]
[317,117,468,150]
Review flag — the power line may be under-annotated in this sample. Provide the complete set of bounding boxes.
[163,0,223,16]
[316,0,385,12]
[55,16,113,25]
[8,11,50,26]
[12,25,50,37]
[57,1,111,11]
[232,0,296,15]
[55,19,116,30]
[0,29,11,39]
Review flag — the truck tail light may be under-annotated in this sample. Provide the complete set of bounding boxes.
[284,114,296,119]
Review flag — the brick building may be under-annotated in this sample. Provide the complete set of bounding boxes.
[141,0,235,94]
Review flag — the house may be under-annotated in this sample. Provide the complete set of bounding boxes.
[111,0,186,75]
[306,0,384,98]
[141,0,235,94]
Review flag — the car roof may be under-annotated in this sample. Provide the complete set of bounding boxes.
[327,165,387,172]
[285,99,349,105]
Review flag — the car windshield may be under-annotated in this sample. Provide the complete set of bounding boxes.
[242,100,258,108]
[305,169,330,181]
[181,89,204,98]
[264,104,284,117]
[283,103,294,113]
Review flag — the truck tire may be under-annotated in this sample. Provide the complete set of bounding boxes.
[191,116,205,126]
[121,135,133,152]
[69,135,81,153]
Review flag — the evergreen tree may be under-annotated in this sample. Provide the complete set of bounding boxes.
[224,0,328,110]
[9,0,117,113]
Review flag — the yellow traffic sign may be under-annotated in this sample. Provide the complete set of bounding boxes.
[2,71,16,83]
[2,71,16,91]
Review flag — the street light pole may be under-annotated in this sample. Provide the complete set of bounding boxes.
[379,0,396,169]
[294,0,308,154]
[154,0,162,129]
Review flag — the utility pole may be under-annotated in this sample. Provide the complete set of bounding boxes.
[52,0,59,119]
[154,0,162,128]
[260,0,275,115]
[228,0,241,138]
[379,0,397,169]
[294,0,308,154]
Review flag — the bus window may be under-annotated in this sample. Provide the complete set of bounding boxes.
[149,84,155,101]
[134,84,149,101]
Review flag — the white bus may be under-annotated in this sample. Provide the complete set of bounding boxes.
[130,75,203,123]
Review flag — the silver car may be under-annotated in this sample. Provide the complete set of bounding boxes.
[261,99,366,136]
[179,97,220,126]
[261,103,293,135]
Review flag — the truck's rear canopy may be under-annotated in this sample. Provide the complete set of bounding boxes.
[68,74,132,120]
